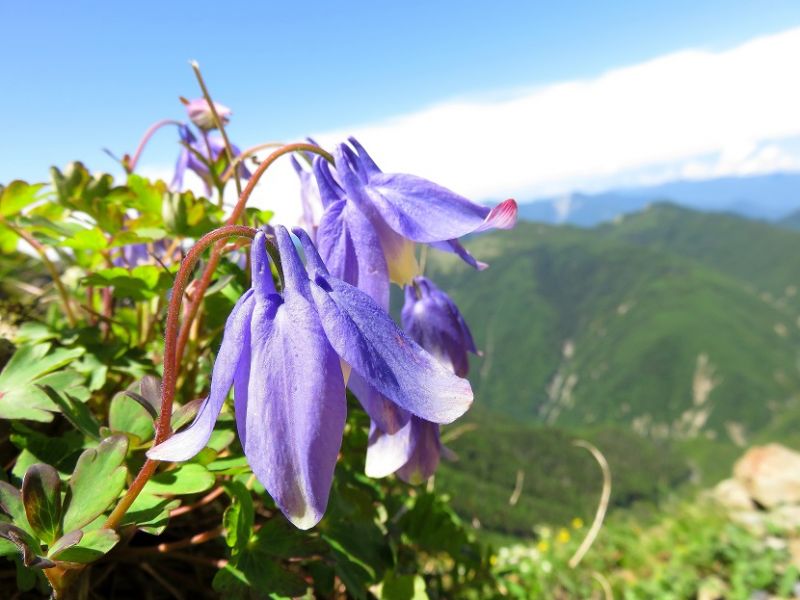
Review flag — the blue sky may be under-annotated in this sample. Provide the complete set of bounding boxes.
[4,1,800,200]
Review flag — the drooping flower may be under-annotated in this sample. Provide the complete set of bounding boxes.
[148,226,472,528]
[171,125,251,196]
[182,97,233,131]
[400,276,478,378]
[367,276,478,483]
[313,137,518,308]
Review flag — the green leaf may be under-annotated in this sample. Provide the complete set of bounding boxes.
[0,344,85,422]
[381,571,429,600]
[21,464,62,546]
[52,528,118,564]
[213,556,309,598]
[222,482,253,557]
[0,523,52,569]
[0,482,35,538]
[142,463,215,496]
[62,436,129,532]
[10,427,84,480]
[118,492,179,535]
[109,390,155,444]
[61,227,108,251]
[36,385,101,440]
[47,530,83,560]
[0,181,44,217]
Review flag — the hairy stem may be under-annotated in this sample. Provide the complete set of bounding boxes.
[103,225,256,530]
[173,142,333,368]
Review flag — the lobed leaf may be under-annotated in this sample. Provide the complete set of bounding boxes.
[62,435,129,532]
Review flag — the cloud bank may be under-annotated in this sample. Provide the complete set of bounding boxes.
[143,27,800,221]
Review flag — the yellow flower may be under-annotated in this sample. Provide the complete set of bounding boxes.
[571,517,584,529]
[557,528,571,544]
[490,555,498,566]
[537,540,549,553]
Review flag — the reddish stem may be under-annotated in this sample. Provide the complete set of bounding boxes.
[103,225,256,530]
[173,142,333,368]
[127,119,183,173]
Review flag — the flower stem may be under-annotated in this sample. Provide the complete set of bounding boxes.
[103,224,256,531]
[220,142,284,182]
[127,119,183,173]
[173,142,333,367]
[2,221,77,327]
[190,61,243,198]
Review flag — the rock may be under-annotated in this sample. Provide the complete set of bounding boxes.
[734,444,800,508]
[713,478,754,510]
[768,505,800,533]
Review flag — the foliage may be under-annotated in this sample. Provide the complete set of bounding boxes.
[0,152,501,598]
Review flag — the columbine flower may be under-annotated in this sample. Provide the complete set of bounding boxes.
[172,125,251,196]
[313,137,518,308]
[366,276,478,483]
[182,97,232,130]
[148,226,472,529]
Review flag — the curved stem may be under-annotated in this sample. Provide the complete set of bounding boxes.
[3,221,77,327]
[220,142,284,182]
[173,142,333,367]
[103,225,256,531]
[128,119,183,173]
[568,440,611,569]
[231,142,333,225]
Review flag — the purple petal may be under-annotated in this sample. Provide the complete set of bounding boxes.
[336,140,517,243]
[316,198,390,309]
[293,229,473,424]
[148,289,255,461]
[365,418,414,478]
[364,172,517,242]
[348,372,410,434]
[402,277,476,378]
[428,239,488,271]
[396,417,442,484]
[246,228,346,529]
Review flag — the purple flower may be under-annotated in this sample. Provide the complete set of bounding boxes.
[172,125,251,197]
[148,226,472,528]
[367,276,477,483]
[290,155,322,239]
[314,137,518,308]
[111,240,170,269]
[183,98,232,131]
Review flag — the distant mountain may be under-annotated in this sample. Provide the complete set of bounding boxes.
[519,172,800,226]
[427,213,800,447]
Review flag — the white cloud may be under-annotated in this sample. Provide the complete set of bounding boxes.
[147,27,800,224]
[312,27,800,202]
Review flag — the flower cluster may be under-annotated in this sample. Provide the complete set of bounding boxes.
[151,136,517,528]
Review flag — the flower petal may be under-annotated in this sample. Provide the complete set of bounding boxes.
[147,289,255,462]
[365,418,414,478]
[244,256,346,530]
[294,229,473,424]
[316,198,390,309]
[396,417,442,485]
[347,372,410,434]
[364,173,517,242]
[428,239,488,271]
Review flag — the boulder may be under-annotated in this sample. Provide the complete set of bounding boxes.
[734,444,800,508]
[712,478,754,510]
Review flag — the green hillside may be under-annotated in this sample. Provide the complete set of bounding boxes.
[598,202,800,311]
[427,217,800,446]
[435,416,688,538]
